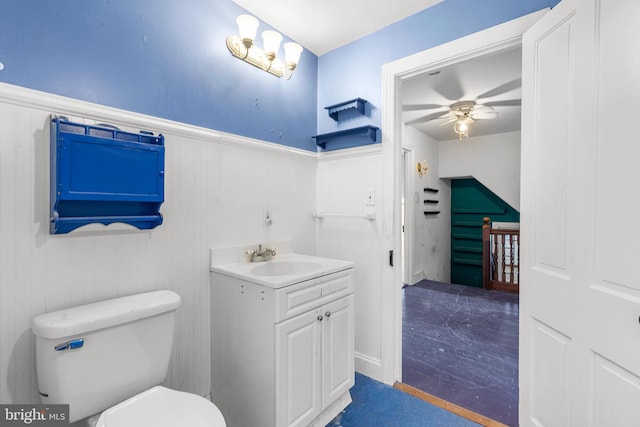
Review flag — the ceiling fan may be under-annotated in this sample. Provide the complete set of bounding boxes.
[402,77,522,139]
[439,101,497,139]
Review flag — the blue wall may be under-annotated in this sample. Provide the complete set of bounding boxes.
[0,0,561,152]
[0,0,319,151]
[317,0,560,149]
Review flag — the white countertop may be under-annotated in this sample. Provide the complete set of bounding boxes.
[210,252,354,288]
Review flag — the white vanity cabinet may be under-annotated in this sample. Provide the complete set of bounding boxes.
[210,265,354,427]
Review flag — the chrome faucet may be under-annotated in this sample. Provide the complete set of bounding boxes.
[245,244,277,262]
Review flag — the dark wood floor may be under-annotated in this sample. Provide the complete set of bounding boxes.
[402,280,519,427]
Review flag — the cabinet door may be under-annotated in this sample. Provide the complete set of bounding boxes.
[322,294,355,408]
[275,308,322,427]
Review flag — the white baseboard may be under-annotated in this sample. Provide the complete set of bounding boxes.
[355,351,384,383]
[412,270,426,284]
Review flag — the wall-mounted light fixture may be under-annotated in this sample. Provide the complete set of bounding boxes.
[416,160,429,176]
[226,14,303,80]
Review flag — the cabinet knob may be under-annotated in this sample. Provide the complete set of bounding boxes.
[325,311,331,318]
[317,315,323,321]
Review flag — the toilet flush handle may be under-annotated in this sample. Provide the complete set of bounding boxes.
[54,338,84,351]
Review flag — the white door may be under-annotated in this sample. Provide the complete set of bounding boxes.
[321,295,355,408]
[275,309,322,427]
[520,0,640,425]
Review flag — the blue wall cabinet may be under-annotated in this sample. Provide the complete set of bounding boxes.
[50,116,165,234]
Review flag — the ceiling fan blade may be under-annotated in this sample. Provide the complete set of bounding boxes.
[432,71,465,101]
[471,103,491,111]
[402,104,445,112]
[438,117,458,126]
[476,78,522,99]
[404,111,451,126]
[482,99,522,107]
[471,111,499,120]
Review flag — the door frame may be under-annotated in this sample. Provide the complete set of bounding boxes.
[380,9,548,384]
[402,147,415,286]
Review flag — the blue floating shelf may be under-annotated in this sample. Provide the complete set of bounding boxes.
[312,125,379,150]
[50,117,165,234]
[324,98,368,121]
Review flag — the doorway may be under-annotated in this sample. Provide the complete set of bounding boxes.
[379,7,547,390]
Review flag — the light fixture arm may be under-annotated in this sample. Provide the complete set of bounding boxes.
[226,35,284,78]
[226,15,302,80]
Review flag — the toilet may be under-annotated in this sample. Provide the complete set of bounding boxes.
[32,290,226,427]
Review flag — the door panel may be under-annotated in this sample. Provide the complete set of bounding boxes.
[531,320,570,427]
[587,0,640,393]
[593,355,640,426]
[522,0,640,425]
[276,309,322,427]
[532,18,571,271]
[521,0,578,425]
[594,0,640,288]
[322,295,355,408]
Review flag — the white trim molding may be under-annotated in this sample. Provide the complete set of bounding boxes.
[0,82,317,158]
[317,144,382,162]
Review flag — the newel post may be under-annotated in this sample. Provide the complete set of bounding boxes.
[482,217,491,290]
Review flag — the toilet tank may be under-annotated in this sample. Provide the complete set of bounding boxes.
[32,290,181,423]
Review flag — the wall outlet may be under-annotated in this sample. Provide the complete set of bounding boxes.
[366,188,375,206]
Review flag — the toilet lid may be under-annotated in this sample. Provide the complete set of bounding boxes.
[95,386,226,427]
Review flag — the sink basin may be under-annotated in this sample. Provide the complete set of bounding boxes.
[250,261,322,277]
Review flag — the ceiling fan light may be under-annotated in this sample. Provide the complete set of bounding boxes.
[453,116,474,138]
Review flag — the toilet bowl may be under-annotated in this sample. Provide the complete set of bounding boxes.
[92,386,225,427]
[32,290,226,426]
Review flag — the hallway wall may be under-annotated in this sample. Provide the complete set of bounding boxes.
[403,125,451,284]
[440,131,521,211]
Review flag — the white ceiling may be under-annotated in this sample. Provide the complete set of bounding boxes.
[231,0,443,55]
[402,47,523,141]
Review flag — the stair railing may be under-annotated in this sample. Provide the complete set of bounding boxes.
[482,217,520,293]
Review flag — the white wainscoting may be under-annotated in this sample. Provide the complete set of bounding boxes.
[315,146,385,380]
[0,83,317,405]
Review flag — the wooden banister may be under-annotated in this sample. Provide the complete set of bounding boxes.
[482,217,520,293]
[482,217,491,290]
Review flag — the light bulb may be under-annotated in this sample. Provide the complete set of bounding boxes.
[262,30,282,62]
[453,116,474,138]
[453,119,468,133]
[236,15,259,48]
[284,42,303,68]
